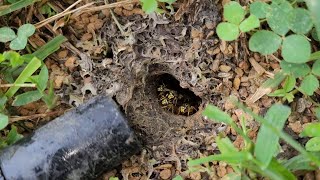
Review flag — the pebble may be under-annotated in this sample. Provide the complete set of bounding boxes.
[219,65,231,72]
[189,171,201,180]
[159,169,171,180]
[58,50,68,59]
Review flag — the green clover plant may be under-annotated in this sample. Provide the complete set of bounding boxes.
[0,24,36,50]
[217,0,320,97]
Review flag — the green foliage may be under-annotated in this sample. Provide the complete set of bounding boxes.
[0,0,38,16]
[299,74,319,96]
[280,61,310,78]
[140,0,176,14]
[223,1,245,25]
[172,175,183,180]
[249,30,281,55]
[0,114,9,130]
[254,105,291,169]
[0,35,66,148]
[305,137,320,152]
[216,23,239,41]
[269,75,295,102]
[109,177,119,180]
[217,1,260,41]
[215,0,320,99]
[188,98,320,179]
[0,24,36,50]
[281,35,311,64]
[216,0,317,70]
[266,1,292,36]
[239,15,260,33]
[0,27,17,42]
[250,1,269,19]
[300,123,320,137]
[39,3,56,17]
[289,8,313,34]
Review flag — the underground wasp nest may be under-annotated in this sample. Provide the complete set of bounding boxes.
[156,74,201,116]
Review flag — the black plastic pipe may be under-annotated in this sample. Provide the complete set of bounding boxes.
[0,96,141,180]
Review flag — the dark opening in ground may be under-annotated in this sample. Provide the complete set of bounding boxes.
[155,73,201,116]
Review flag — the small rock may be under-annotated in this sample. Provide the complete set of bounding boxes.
[24,122,34,129]
[233,77,240,90]
[58,50,68,59]
[65,56,77,71]
[210,59,220,72]
[189,171,201,180]
[288,121,303,134]
[159,169,171,180]
[219,65,231,72]
[224,99,235,110]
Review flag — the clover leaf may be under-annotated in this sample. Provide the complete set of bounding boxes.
[140,0,158,14]
[0,27,16,43]
[280,61,311,78]
[289,8,313,34]
[17,24,36,37]
[266,1,292,36]
[223,1,245,25]
[216,22,240,41]
[282,35,311,64]
[249,30,282,55]
[312,60,320,76]
[300,74,319,96]
[250,1,270,19]
[10,36,28,51]
[239,15,260,32]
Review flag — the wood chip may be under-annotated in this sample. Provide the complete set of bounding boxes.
[249,57,266,75]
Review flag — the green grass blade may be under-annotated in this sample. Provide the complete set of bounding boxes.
[5,57,41,98]
[283,152,320,171]
[188,151,252,166]
[216,136,238,153]
[246,158,296,180]
[254,104,291,169]
[203,104,233,124]
[0,0,40,17]
[231,97,320,166]
[203,104,252,143]
[32,35,67,61]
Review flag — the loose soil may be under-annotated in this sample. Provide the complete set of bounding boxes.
[1,0,320,179]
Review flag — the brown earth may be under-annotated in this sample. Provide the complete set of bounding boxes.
[1,0,320,179]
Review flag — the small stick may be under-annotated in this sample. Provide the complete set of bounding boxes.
[0,84,36,88]
[35,0,139,29]
[9,110,67,123]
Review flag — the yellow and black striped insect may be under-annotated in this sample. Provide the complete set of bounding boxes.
[157,84,196,116]
[177,103,197,116]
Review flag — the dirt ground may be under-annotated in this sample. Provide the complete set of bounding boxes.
[2,0,320,179]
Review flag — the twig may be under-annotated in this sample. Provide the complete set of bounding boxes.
[35,2,94,28]
[9,110,67,123]
[0,83,36,88]
[83,0,140,13]
[104,0,126,36]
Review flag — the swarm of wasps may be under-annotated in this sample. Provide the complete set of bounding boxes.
[157,84,197,116]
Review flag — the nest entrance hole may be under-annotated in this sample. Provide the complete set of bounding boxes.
[154,73,201,116]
